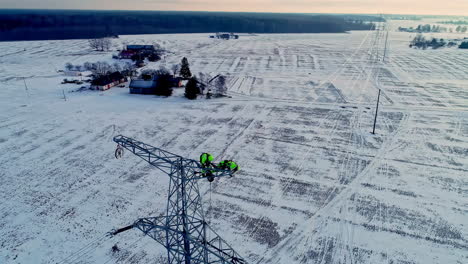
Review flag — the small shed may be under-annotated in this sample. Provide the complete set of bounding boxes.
[64,71,83,77]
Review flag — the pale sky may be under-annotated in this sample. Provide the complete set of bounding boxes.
[1,0,467,16]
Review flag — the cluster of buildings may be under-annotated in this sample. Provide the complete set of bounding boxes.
[88,72,182,94]
[210,32,239,40]
[66,43,184,94]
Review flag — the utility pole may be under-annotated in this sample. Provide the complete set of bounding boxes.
[383,29,389,62]
[370,16,387,134]
[372,89,381,134]
[23,77,30,98]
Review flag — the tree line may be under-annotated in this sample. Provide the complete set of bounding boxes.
[410,34,465,50]
[0,9,379,41]
[399,24,467,33]
[438,20,468,25]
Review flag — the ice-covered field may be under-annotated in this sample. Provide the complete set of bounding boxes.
[0,20,467,264]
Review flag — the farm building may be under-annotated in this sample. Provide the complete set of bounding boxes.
[63,70,83,77]
[119,50,136,59]
[118,45,156,59]
[129,75,182,94]
[126,45,155,51]
[215,33,239,40]
[90,72,127,91]
[129,78,158,94]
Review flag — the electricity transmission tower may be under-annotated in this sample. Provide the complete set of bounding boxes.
[111,135,246,264]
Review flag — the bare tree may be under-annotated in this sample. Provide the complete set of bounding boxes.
[121,41,128,50]
[73,64,83,71]
[83,62,95,71]
[92,61,112,77]
[89,39,100,51]
[214,75,227,96]
[197,72,211,94]
[171,64,180,77]
[102,38,112,51]
[65,62,74,71]
[122,62,136,77]
[157,67,171,76]
[89,38,112,51]
[153,43,165,56]
[112,62,122,72]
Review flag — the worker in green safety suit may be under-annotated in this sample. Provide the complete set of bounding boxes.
[200,153,215,181]
[218,160,239,173]
[200,153,214,168]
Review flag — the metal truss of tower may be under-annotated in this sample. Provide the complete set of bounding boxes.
[111,135,246,264]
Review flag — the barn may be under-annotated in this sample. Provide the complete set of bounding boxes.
[90,72,127,91]
[119,45,155,59]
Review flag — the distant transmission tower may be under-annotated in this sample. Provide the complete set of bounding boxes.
[111,135,246,264]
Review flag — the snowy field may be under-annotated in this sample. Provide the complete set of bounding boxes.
[0,20,467,264]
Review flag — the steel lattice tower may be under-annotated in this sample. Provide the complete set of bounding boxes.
[111,135,246,264]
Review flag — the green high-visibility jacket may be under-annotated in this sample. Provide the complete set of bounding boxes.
[229,161,239,171]
[219,160,238,171]
[200,153,214,165]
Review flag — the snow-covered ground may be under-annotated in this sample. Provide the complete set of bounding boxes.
[0,20,467,264]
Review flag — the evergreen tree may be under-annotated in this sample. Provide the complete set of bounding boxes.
[179,57,192,79]
[65,62,74,71]
[185,77,199,100]
[459,42,468,49]
[155,74,174,97]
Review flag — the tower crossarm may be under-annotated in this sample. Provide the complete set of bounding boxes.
[113,135,235,180]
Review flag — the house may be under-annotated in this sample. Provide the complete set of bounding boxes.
[90,72,127,91]
[129,78,158,94]
[129,75,182,94]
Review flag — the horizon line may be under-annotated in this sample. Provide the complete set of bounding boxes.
[0,8,466,17]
